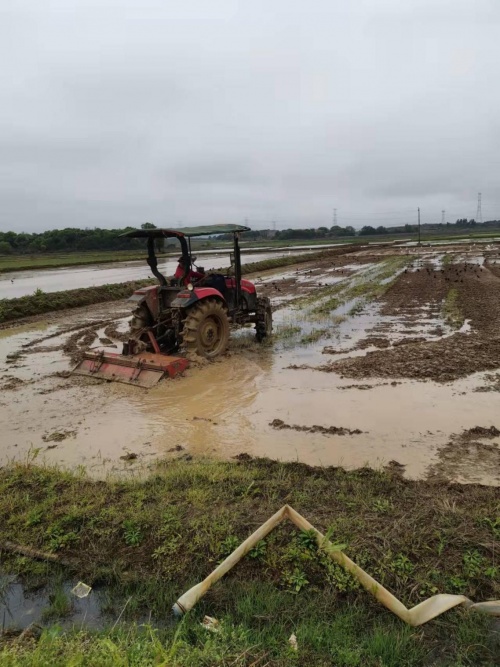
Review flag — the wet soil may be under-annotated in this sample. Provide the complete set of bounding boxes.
[427,426,500,484]
[325,262,500,382]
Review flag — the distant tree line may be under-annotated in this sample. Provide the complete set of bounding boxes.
[1,219,500,255]
[0,223,168,255]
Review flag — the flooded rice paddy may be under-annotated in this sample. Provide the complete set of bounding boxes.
[0,249,297,299]
[0,243,499,485]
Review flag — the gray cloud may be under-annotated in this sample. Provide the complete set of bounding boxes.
[1,0,499,232]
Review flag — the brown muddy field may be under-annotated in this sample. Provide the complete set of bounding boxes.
[1,243,499,485]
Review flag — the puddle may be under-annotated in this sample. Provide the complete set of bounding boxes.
[0,576,103,631]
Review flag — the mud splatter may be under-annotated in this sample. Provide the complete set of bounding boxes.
[42,430,77,443]
[270,418,362,436]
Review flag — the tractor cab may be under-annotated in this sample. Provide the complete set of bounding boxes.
[71,224,272,387]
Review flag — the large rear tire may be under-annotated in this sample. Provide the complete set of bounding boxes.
[182,298,230,359]
[255,296,272,342]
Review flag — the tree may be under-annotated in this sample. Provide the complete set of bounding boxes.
[0,241,12,254]
[359,226,377,236]
[375,226,388,234]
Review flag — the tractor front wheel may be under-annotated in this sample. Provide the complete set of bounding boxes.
[182,299,230,359]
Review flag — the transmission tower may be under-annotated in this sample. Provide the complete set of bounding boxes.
[333,208,337,226]
[476,193,483,223]
[441,210,445,225]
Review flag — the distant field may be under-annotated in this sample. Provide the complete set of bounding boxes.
[1,229,499,273]
[0,250,149,273]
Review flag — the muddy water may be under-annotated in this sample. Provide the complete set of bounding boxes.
[1,320,499,485]
[1,252,499,484]
[0,250,291,299]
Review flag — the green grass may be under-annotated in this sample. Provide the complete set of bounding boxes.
[1,599,496,666]
[442,289,464,328]
[0,459,498,664]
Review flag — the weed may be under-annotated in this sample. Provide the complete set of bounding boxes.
[122,520,142,547]
[218,535,240,558]
[480,515,500,539]
[388,554,415,581]
[372,498,392,514]
[297,529,318,552]
[248,539,266,560]
[41,584,72,621]
[283,567,309,592]
[462,549,483,577]
[25,508,43,527]
[46,526,79,552]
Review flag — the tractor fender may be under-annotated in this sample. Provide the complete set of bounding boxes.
[170,286,226,309]
[128,285,160,318]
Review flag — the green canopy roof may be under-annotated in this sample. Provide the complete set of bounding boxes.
[123,224,250,239]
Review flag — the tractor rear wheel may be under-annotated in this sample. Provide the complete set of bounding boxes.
[182,298,229,359]
[255,296,272,342]
[126,304,152,353]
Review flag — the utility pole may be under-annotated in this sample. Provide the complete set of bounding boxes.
[418,208,421,246]
[441,210,445,225]
[333,208,337,226]
[476,193,482,223]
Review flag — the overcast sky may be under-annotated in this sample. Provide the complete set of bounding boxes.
[1,0,499,232]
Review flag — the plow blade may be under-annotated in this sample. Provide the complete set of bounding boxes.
[72,351,189,388]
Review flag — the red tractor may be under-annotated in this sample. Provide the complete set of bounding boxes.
[73,225,272,387]
[124,224,272,358]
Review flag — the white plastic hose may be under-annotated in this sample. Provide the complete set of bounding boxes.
[173,504,500,626]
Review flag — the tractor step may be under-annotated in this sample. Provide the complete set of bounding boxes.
[71,350,189,388]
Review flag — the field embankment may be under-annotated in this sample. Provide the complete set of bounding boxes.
[0,280,152,325]
[0,458,498,665]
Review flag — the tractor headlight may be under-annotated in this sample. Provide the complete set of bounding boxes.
[187,282,194,291]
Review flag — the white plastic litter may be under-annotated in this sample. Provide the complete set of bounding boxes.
[201,615,220,633]
[288,633,298,651]
[71,581,92,598]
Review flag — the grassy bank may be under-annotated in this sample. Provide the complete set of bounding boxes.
[0,280,153,324]
[0,247,360,324]
[0,459,498,665]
